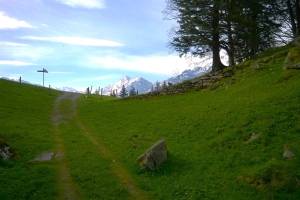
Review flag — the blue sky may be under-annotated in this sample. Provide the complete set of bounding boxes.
[0,0,202,90]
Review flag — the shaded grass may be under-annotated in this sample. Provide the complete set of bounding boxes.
[0,80,59,200]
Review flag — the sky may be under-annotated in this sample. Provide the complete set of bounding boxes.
[0,0,206,90]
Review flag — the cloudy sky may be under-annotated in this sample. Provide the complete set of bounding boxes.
[0,0,203,90]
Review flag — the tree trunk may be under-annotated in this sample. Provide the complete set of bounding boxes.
[296,0,300,36]
[212,1,225,72]
[250,13,259,57]
[287,0,297,37]
[226,21,235,66]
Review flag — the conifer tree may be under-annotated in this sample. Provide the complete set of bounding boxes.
[167,0,285,67]
[119,85,128,98]
[167,0,225,71]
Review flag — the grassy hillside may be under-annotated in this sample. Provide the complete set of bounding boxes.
[0,80,59,199]
[78,46,300,199]
[0,45,299,200]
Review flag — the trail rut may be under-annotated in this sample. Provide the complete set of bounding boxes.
[52,92,81,200]
[52,92,149,200]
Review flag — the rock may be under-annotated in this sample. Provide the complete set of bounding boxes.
[223,71,233,77]
[286,64,300,70]
[246,133,260,144]
[31,151,55,162]
[0,140,14,160]
[137,139,167,170]
[54,151,64,160]
[284,47,300,70]
[283,145,295,160]
[293,37,300,47]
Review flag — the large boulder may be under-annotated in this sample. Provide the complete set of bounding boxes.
[137,139,167,170]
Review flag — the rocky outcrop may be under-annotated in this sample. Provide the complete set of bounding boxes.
[137,139,167,170]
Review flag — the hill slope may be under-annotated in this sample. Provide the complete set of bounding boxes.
[78,46,300,199]
[0,45,299,200]
[0,80,59,199]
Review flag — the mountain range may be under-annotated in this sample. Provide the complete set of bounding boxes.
[1,66,209,95]
[102,67,209,95]
[103,76,153,95]
[166,66,209,84]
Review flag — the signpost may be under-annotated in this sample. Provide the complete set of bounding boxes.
[37,68,48,87]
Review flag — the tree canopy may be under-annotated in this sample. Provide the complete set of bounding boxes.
[167,0,298,71]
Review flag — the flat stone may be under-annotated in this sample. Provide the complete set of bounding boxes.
[137,139,167,170]
[32,151,54,162]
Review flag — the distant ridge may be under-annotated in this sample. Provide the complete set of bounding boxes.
[103,76,153,95]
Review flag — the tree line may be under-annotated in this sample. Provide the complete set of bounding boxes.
[167,0,300,72]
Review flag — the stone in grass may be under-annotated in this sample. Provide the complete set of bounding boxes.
[293,37,300,47]
[283,145,295,160]
[137,139,167,170]
[0,140,14,160]
[31,151,55,162]
[245,133,260,144]
[284,47,300,70]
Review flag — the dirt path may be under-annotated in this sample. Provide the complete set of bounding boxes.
[52,92,81,200]
[52,92,149,200]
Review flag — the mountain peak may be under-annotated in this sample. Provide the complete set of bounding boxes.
[167,66,209,84]
[121,76,131,81]
[103,76,153,95]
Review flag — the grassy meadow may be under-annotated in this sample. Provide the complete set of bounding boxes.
[78,47,300,199]
[0,45,299,199]
[0,80,59,199]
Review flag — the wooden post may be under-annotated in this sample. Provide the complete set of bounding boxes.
[19,76,22,84]
[37,68,48,87]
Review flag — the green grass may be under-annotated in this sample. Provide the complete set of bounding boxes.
[56,98,130,200]
[78,46,300,199]
[0,45,299,199]
[0,80,59,199]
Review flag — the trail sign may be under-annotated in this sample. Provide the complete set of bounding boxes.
[37,68,48,87]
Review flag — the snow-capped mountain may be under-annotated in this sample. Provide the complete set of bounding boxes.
[103,76,153,95]
[166,67,209,84]
[59,87,79,93]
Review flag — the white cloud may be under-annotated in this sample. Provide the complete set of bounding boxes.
[0,11,33,29]
[21,36,123,47]
[0,60,34,66]
[0,41,29,47]
[56,0,105,9]
[87,54,210,75]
